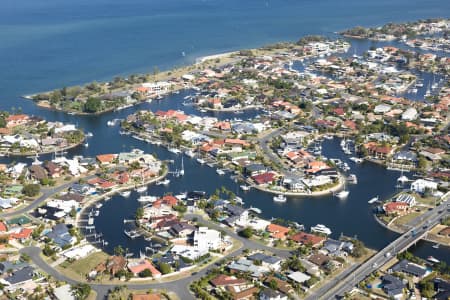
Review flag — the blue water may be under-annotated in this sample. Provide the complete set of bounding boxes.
[0,0,449,260]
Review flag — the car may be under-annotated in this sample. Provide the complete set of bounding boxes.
[385,252,391,258]
[191,272,198,275]
[372,262,378,268]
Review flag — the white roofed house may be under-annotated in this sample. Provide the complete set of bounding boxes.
[410,179,437,194]
[193,227,222,252]
[401,107,418,121]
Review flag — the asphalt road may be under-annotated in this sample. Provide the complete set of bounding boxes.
[315,196,450,299]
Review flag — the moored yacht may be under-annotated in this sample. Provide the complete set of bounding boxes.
[120,190,131,198]
[311,224,332,235]
[156,179,170,185]
[138,195,157,203]
[273,194,287,203]
[347,174,357,184]
[136,186,147,193]
[240,185,251,191]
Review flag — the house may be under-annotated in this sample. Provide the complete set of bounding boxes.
[0,266,35,289]
[252,172,276,185]
[228,258,268,278]
[131,294,162,300]
[54,284,76,300]
[127,259,161,278]
[390,259,428,278]
[259,288,288,300]
[169,222,196,237]
[0,261,29,275]
[410,179,437,193]
[29,165,47,181]
[106,256,127,276]
[401,107,418,121]
[5,114,29,128]
[193,227,222,252]
[266,224,290,240]
[247,253,282,271]
[381,274,405,299]
[9,228,33,241]
[308,253,330,269]
[210,274,248,288]
[46,223,76,248]
[299,259,321,277]
[287,271,310,284]
[383,202,409,216]
[96,154,117,165]
[289,232,325,248]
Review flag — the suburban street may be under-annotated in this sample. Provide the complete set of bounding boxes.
[314,196,450,299]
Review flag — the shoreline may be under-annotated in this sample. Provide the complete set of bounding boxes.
[3,138,86,157]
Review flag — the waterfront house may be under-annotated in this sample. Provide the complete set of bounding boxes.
[46,224,76,248]
[410,179,438,193]
[390,259,428,279]
[5,114,30,128]
[289,232,325,248]
[96,154,117,165]
[106,256,126,276]
[383,202,409,216]
[169,222,195,238]
[266,223,290,240]
[252,172,276,185]
[363,142,394,159]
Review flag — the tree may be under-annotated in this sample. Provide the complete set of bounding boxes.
[71,283,91,300]
[84,97,102,113]
[22,184,40,197]
[113,245,124,256]
[158,262,172,274]
[238,227,253,239]
[135,207,144,220]
[139,269,152,277]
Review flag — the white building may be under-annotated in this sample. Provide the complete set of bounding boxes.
[401,107,418,121]
[193,227,222,252]
[374,104,392,114]
[410,179,437,193]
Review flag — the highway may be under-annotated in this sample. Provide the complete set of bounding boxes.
[314,196,450,299]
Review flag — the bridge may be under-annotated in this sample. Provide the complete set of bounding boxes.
[309,195,450,300]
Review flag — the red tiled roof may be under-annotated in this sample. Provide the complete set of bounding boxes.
[289,232,325,246]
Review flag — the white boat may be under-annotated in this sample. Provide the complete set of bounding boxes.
[249,206,262,214]
[311,224,332,235]
[349,157,363,163]
[175,193,187,200]
[179,157,185,176]
[273,194,287,203]
[95,203,103,209]
[397,175,409,183]
[234,196,244,205]
[124,230,141,239]
[196,158,206,164]
[120,190,131,198]
[335,190,349,199]
[31,155,42,165]
[138,195,157,203]
[168,147,181,154]
[136,186,147,193]
[86,132,93,137]
[347,174,357,184]
[427,256,440,263]
[368,196,379,204]
[216,169,225,175]
[156,179,170,185]
[185,150,196,158]
[240,185,251,191]
[84,142,89,147]
[432,244,440,249]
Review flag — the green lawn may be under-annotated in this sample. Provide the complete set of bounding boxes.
[394,212,422,226]
[59,251,109,279]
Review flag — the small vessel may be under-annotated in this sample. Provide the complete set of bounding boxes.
[86,132,93,137]
[311,224,332,235]
[349,157,363,163]
[397,175,409,183]
[347,174,357,184]
[136,186,147,193]
[168,147,181,154]
[31,154,42,165]
[432,244,440,249]
[181,51,186,57]
[249,206,262,214]
[94,210,100,217]
[84,142,89,147]
[138,195,157,203]
[120,190,131,198]
[185,150,196,158]
[216,169,225,175]
[240,185,251,191]
[273,194,287,203]
[179,157,185,176]
[368,196,379,204]
[427,256,440,263]
[335,190,349,199]
[95,203,103,209]
[124,230,141,239]
[156,179,170,186]
[196,158,206,164]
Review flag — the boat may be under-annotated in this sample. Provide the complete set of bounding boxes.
[84,142,89,147]
[179,157,185,176]
[397,175,409,183]
[432,243,440,249]
[311,224,332,235]
[349,157,363,163]
[86,132,93,137]
[185,150,196,158]
[427,256,440,263]
[196,158,206,164]
[156,179,170,185]
[335,190,349,199]
[138,195,157,203]
[136,186,147,193]
[168,147,181,154]
[124,230,141,239]
[273,194,287,203]
[368,196,379,204]
[249,206,262,214]
[94,210,100,217]
[240,185,251,191]
[347,174,357,184]
[31,154,42,165]
[216,169,225,175]
[95,203,103,209]
[120,190,131,198]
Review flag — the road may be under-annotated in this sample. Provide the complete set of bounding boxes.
[314,196,450,299]
[21,213,291,299]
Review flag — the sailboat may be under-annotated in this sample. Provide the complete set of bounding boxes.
[397,164,409,183]
[335,181,349,199]
[31,154,42,165]
[179,156,185,176]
